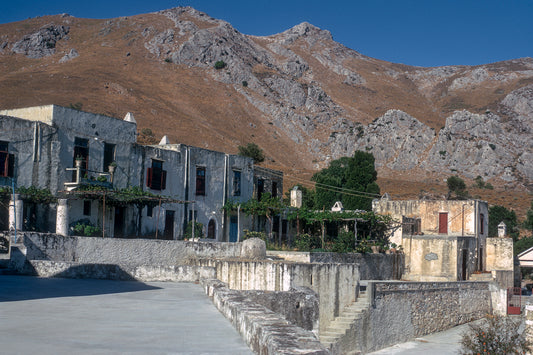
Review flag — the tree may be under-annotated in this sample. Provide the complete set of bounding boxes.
[447,175,468,199]
[524,200,533,232]
[489,205,519,241]
[238,142,265,163]
[343,151,380,210]
[312,151,379,211]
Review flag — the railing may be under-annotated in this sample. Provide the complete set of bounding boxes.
[64,162,114,191]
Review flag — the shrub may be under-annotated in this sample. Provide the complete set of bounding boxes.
[460,315,529,355]
[238,142,265,163]
[330,230,356,253]
[214,60,226,69]
[294,233,321,251]
[185,221,204,239]
[242,80,248,87]
[72,222,101,237]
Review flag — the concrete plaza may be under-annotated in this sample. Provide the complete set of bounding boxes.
[0,275,252,354]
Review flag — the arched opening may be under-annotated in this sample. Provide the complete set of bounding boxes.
[207,219,216,239]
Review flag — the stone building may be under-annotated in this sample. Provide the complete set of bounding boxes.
[0,105,280,241]
[373,196,489,281]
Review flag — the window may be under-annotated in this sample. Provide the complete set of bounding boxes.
[0,141,14,178]
[83,200,91,216]
[73,137,89,181]
[146,159,166,190]
[103,143,115,172]
[146,205,153,217]
[233,170,241,196]
[272,181,278,198]
[196,167,206,196]
[480,213,485,235]
[257,178,264,201]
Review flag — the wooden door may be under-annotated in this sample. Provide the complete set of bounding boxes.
[438,212,448,234]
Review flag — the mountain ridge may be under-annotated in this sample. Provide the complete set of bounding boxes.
[0,7,532,215]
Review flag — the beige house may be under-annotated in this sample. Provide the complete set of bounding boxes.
[373,197,489,281]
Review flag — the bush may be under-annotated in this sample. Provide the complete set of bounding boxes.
[460,315,529,355]
[185,221,203,239]
[214,60,226,69]
[238,142,265,163]
[330,230,356,253]
[72,222,101,237]
[242,80,248,87]
[294,233,322,251]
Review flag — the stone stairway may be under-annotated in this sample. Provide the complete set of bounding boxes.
[319,288,370,348]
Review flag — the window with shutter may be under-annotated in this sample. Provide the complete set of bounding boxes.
[147,159,166,190]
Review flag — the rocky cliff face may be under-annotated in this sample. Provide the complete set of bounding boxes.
[0,6,532,191]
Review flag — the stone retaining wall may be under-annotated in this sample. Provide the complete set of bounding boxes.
[196,259,359,333]
[242,287,320,335]
[267,251,404,280]
[14,232,244,266]
[25,260,216,282]
[203,279,328,355]
[342,281,491,353]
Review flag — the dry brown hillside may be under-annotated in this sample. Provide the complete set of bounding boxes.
[0,8,532,218]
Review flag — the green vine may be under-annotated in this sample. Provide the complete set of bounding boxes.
[16,186,57,204]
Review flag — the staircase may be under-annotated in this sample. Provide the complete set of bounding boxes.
[320,287,370,349]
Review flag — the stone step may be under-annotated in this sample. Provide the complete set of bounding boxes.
[320,335,339,344]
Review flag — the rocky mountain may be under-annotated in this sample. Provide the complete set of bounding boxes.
[0,7,532,210]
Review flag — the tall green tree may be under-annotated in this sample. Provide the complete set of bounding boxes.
[311,151,379,211]
[489,205,519,240]
[343,151,380,210]
[524,200,533,232]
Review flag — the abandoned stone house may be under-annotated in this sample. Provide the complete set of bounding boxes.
[0,105,283,241]
[373,196,490,281]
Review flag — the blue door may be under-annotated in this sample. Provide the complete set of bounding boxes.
[229,216,238,242]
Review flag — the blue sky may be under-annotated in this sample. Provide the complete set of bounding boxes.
[1,0,531,67]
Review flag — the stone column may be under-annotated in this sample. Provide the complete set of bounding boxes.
[525,304,533,351]
[8,193,23,231]
[56,199,69,236]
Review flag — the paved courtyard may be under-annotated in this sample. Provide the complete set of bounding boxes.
[0,275,252,354]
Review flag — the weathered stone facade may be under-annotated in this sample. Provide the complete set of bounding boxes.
[373,198,489,281]
[0,105,282,241]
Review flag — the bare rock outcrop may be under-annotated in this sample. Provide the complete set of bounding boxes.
[12,25,69,58]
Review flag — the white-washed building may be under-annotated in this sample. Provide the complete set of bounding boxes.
[0,105,278,242]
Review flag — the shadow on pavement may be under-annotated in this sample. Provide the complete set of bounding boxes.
[0,274,161,302]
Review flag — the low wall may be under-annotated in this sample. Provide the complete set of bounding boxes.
[267,251,404,280]
[346,281,491,353]
[16,232,244,266]
[197,259,359,333]
[23,259,216,282]
[242,287,319,335]
[203,279,328,355]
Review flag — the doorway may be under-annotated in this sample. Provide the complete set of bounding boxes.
[164,210,175,240]
[114,206,125,237]
[229,216,238,242]
[208,219,216,239]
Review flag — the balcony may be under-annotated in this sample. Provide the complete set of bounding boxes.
[64,160,115,191]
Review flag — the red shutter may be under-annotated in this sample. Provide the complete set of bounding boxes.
[146,167,153,188]
[7,154,14,177]
[161,170,167,190]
